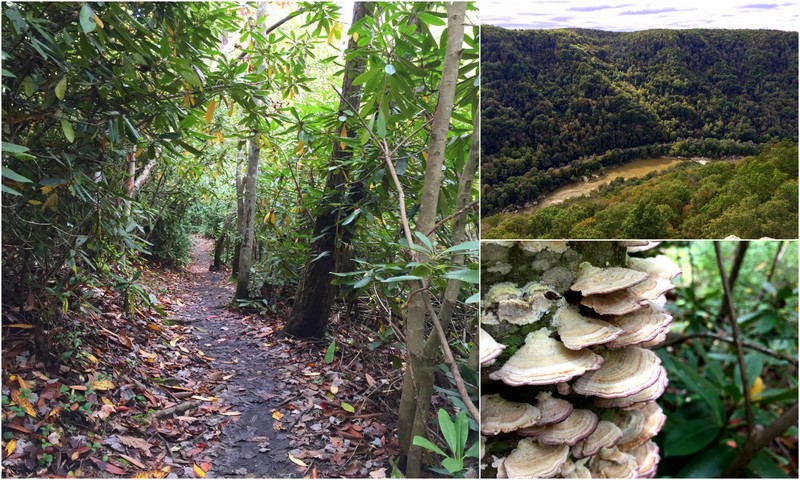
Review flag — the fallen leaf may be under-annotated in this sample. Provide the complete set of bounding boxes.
[92,379,115,391]
[288,453,308,467]
[190,395,217,402]
[365,373,376,387]
[10,389,37,418]
[340,402,355,413]
[114,435,152,456]
[272,410,284,421]
[6,323,33,329]
[370,468,387,478]
[5,439,16,456]
[118,453,146,469]
[220,411,241,416]
[330,385,339,395]
[193,463,207,478]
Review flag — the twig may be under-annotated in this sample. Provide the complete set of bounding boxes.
[425,200,478,237]
[421,294,479,422]
[715,242,750,321]
[722,402,799,477]
[657,332,798,365]
[715,241,755,440]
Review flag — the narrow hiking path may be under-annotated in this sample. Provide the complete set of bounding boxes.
[1,236,400,478]
[160,236,400,478]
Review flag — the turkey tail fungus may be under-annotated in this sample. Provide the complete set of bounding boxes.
[481,241,680,478]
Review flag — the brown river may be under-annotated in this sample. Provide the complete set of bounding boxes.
[523,157,697,211]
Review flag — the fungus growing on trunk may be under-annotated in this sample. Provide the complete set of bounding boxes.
[481,241,679,478]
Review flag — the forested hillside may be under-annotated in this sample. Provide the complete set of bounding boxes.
[483,140,798,239]
[481,25,798,216]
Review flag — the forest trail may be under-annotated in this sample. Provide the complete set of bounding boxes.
[163,236,397,478]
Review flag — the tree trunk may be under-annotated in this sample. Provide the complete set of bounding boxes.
[283,1,370,339]
[234,134,260,299]
[211,208,234,271]
[232,153,244,275]
[397,3,467,477]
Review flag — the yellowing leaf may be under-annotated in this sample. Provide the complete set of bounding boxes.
[272,410,284,421]
[341,402,355,413]
[353,32,359,42]
[83,352,98,364]
[55,76,67,101]
[330,385,339,395]
[288,453,308,467]
[147,323,162,332]
[101,397,114,406]
[93,12,104,29]
[422,151,429,161]
[205,99,217,124]
[92,379,115,391]
[327,28,334,45]
[5,439,16,456]
[193,463,206,478]
[750,376,764,400]
[7,324,33,329]
[10,390,36,418]
[296,139,305,156]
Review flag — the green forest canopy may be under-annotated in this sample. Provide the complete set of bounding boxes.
[483,140,798,239]
[480,25,799,219]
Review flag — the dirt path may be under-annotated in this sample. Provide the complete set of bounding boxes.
[166,236,397,478]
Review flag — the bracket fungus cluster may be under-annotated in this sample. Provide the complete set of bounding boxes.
[481,241,679,478]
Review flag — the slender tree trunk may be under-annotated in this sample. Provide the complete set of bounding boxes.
[234,134,260,299]
[397,4,467,477]
[232,153,244,275]
[211,208,234,271]
[283,2,370,338]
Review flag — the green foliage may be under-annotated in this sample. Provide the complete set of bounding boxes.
[656,241,798,477]
[413,409,479,477]
[485,141,798,239]
[481,25,798,216]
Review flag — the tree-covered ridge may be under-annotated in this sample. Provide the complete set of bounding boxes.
[481,25,799,215]
[483,140,798,239]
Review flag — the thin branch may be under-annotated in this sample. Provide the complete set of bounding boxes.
[722,402,799,477]
[425,200,478,237]
[715,241,755,440]
[657,332,798,365]
[421,293,479,422]
[715,242,750,322]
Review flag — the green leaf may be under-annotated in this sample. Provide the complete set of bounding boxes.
[412,436,447,457]
[324,339,336,364]
[441,457,463,474]
[54,76,67,100]
[465,441,479,459]
[444,268,479,284]
[664,420,721,457]
[342,208,360,226]
[79,3,97,33]
[663,355,725,426]
[438,409,458,455]
[381,275,423,283]
[417,12,446,26]
[353,276,371,289]
[453,410,468,458]
[384,64,396,75]
[465,292,480,304]
[747,450,789,478]
[2,184,22,196]
[340,402,355,413]
[676,444,737,478]
[60,119,75,142]
[122,115,141,142]
[2,167,33,183]
[413,231,434,253]
[442,240,479,255]
[376,110,387,138]
[2,141,30,155]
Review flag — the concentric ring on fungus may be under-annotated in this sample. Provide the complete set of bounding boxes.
[570,263,648,295]
[503,438,569,479]
[538,409,599,447]
[488,329,604,386]
[556,306,624,350]
[572,347,662,398]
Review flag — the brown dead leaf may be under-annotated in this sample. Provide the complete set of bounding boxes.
[288,453,308,467]
[118,453,146,470]
[365,373,376,386]
[114,435,152,456]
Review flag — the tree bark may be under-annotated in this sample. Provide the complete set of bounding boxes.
[283,2,370,338]
[234,133,260,299]
[232,153,244,275]
[397,3,467,477]
[211,208,234,271]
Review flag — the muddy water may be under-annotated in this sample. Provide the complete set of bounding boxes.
[527,157,689,211]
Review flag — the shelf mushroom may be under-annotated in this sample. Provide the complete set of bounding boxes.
[480,328,506,366]
[503,438,570,479]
